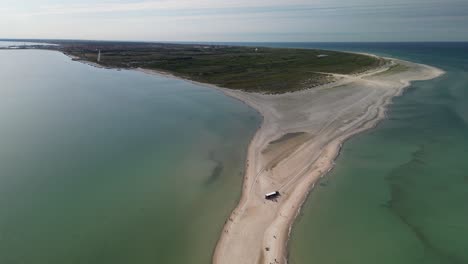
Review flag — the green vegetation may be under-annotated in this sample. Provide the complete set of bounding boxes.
[52,42,385,93]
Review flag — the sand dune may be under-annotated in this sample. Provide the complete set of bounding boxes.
[211,57,444,264]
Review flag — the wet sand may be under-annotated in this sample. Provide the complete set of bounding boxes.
[210,57,444,264]
[73,52,443,264]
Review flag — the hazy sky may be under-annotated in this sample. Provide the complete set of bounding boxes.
[1,0,467,42]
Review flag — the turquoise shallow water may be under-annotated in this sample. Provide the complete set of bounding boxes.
[2,42,466,264]
[284,43,468,264]
[0,49,260,263]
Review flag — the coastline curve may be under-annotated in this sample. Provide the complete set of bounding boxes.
[211,56,444,264]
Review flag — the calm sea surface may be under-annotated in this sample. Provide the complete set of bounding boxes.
[1,42,466,264]
[210,41,468,263]
[270,43,468,264]
[0,48,259,263]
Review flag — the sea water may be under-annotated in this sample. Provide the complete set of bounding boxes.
[2,42,466,264]
[0,49,259,264]
[283,43,468,264]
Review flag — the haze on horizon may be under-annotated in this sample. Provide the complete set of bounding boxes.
[1,0,467,42]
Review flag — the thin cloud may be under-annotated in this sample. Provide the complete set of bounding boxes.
[1,0,466,42]
[4,0,459,17]
[22,0,440,16]
[33,0,317,15]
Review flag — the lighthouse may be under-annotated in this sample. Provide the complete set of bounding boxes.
[97,50,101,62]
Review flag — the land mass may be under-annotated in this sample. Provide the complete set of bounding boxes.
[212,59,443,264]
[4,40,384,94]
[6,40,445,264]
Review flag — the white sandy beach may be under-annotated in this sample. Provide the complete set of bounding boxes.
[207,57,444,264]
[70,51,444,264]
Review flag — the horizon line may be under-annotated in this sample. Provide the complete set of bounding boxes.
[1,38,468,44]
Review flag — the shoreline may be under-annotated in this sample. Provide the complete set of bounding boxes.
[63,50,444,264]
[122,56,445,264]
[209,58,444,264]
[136,56,444,264]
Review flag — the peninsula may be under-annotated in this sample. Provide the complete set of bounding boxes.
[24,41,444,264]
[19,40,384,93]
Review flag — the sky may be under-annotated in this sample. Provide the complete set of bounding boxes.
[1,0,468,42]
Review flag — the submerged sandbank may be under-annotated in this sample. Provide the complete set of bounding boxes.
[63,50,444,264]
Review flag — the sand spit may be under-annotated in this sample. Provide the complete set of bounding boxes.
[135,57,444,264]
[210,58,444,264]
[65,51,444,264]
